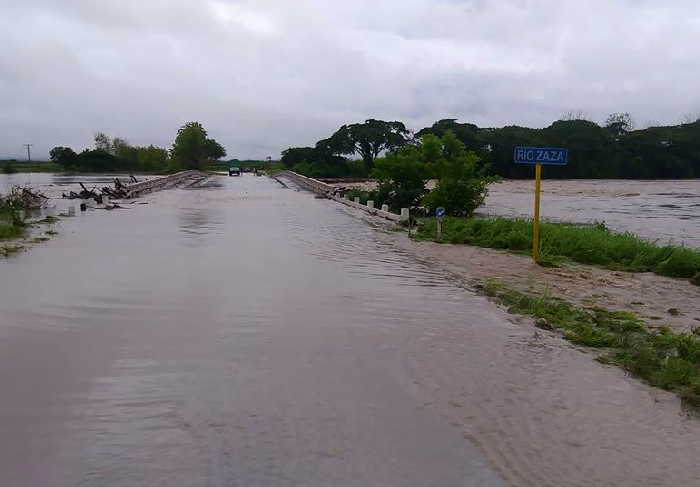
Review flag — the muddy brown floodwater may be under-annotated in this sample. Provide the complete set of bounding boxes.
[1,175,699,486]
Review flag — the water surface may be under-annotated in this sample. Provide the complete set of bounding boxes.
[1,175,699,486]
[482,179,700,247]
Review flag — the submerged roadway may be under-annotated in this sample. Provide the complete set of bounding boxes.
[1,175,699,486]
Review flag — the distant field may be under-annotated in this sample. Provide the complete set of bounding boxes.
[1,160,61,173]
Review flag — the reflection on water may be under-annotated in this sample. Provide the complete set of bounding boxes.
[1,175,700,486]
[178,207,224,237]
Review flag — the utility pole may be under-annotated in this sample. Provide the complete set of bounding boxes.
[23,144,33,161]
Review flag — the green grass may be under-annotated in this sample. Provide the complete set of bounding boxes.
[416,217,700,284]
[0,207,25,240]
[0,224,24,239]
[0,161,61,173]
[482,280,700,406]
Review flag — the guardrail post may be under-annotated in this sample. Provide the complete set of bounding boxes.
[400,208,409,222]
[381,204,389,212]
[367,200,374,209]
[354,197,360,204]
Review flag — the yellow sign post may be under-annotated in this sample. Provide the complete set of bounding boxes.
[532,163,542,262]
[514,147,569,263]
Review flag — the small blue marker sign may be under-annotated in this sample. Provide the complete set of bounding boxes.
[514,147,568,166]
[436,207,446,219]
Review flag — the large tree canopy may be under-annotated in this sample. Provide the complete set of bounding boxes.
[171,122,226,170]
[281,147,316,168]
[322,119,410,170]
[417,118,700,179]
[49,146,78,170]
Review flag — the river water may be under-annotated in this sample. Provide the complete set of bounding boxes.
[1,175,700,486]
[482,179,700,248]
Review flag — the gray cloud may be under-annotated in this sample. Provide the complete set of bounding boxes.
[1,0,699,159]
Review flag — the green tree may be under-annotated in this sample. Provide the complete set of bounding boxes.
[422,131,492,217]
[137,145,169,172]
[49,146,79,170]
[76,149,119,172]
[415,119,481,152]
[324,119,410,170]
[204,138,226,160]
[281,147,316,168]
[170,122,225,170]
[604,112,634,138]
[372,146,429,211]
[94,132,112,152]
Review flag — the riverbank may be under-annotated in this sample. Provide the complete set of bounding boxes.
[416,217,700,284]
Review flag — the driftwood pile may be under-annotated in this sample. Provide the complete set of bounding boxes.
[62,175,138,204]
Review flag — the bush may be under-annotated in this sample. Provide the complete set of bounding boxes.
[423,177,489,217]
[654,248,700,279]
[372,147,429,211]
[421,131,493,217]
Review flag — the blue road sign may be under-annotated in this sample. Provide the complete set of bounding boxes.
[436,207,446,219]
[514,147,568,165]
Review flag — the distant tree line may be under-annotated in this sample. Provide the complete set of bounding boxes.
[282,115,700,179]
[281,119,411,178]
[49,122,226,173]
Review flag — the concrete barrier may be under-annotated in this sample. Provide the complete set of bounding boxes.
[276,171,408,223]
[125,171,206,198]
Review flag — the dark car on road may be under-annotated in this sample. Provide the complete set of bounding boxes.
[229,166,241,176]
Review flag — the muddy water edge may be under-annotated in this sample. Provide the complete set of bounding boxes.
[0,174,698,486]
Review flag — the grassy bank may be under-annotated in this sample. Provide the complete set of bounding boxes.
[482,280,700,406]
[416,217,700,284]
[1,161,61,173]
[0,223,24,239]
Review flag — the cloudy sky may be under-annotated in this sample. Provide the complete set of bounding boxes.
[1,0,699,159]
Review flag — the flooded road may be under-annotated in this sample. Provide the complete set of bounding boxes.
[1,176,502,486]
[2,175,700,486]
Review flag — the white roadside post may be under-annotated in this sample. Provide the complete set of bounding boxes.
[367,200,374,210]
[381,204,389,212]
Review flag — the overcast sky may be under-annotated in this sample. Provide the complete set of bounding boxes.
[1,0,699,159]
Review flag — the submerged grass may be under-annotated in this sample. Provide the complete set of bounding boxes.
[482,280,700,406]
[0,207,25,240]
[416,217,700,284]
[0,224,24,239]
[34,215,59,225]
[0,244,23,256]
